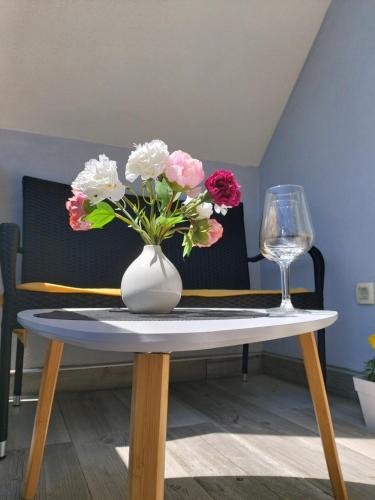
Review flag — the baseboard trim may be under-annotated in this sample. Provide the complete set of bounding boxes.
[11,352,263,395]
[11,351,361,400]
[262,352,361,400]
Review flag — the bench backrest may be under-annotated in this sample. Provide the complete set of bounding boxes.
[22,176,250,289]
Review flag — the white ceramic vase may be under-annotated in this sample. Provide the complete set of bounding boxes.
[353,376,375,431]
[121,245,182,313]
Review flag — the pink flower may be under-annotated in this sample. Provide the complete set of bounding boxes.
[66,191,92,231]
[195,219,223,248]
[187,185,202,198]
[165,150,204,190]
[205,170,241,207]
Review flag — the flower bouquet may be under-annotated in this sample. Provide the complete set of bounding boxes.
[67,139,241,312]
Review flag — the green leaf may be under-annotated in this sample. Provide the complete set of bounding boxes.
[182,232,193,258]
[155,215,167,226]
[191,219,210,245]
[365,358,375,381]
[156,215,185,228]
[83,199,95,214]
[162,231,175,240]
[182,220,210,257]
[155,178,173,209]
[83,201,115,229]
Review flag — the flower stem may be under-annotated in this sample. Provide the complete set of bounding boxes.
[165,190,175,215]
[124,188,140,211]
[146,180,155,220]
[114,204,151,244]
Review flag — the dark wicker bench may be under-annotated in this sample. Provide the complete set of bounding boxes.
[0,175,325,458]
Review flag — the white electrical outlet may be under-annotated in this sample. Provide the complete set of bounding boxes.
[356,282,375,304]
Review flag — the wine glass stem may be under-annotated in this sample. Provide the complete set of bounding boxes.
[279,263,293,310]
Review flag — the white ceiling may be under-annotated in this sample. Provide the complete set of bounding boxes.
[0,0,330,167]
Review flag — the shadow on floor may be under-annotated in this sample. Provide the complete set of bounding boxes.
[164,476,375,500]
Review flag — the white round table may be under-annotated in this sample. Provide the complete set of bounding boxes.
[17,308,347,500]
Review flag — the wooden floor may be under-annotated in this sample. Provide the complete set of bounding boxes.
[1,374,375,499]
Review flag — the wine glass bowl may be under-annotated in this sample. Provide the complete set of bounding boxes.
[260,185,314,315]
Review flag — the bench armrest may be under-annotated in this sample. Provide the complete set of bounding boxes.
[247,246,325,296]
[0,223,21,300]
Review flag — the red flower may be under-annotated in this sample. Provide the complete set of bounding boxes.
[205,170,241,207]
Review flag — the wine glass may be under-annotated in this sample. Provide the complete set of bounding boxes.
[260,184,314,316]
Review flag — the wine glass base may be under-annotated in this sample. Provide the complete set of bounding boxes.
[266,307,312,317]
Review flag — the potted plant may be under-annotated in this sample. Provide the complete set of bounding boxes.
[66,139,242,313]
[353,334,375,431]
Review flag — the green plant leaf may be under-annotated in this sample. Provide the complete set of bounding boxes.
[83,199,96,214]
[182,232,193,258]
[156,215,185,228]
[191,219,210,245]
[364,358,375,381]
[155,178,173,209]
[162,231,175,240]
[83,201,115,229]
[182,220,209,258]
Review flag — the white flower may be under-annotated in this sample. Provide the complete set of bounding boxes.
[214,204,230,216]
[125,139,169,182]
[184,196,213,219]
[197,202,213,219]
[72,154,125,204]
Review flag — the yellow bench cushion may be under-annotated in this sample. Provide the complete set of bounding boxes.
[0,283,309,306]
[14,282,308,297]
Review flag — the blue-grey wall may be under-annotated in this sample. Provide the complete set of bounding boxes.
[0,129,260,368]
[259,0,375,372]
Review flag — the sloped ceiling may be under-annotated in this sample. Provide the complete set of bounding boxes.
[0,0,330,167]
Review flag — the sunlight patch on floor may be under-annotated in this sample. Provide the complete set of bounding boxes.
[115,445,129,467]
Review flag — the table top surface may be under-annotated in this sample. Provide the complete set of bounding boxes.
[18,308,337,353]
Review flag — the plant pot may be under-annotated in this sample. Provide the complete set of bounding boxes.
[353,376,375,431]
[121,245,182,313]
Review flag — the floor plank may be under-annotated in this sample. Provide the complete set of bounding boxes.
[57,390,130,499]
[0,443,90,500]
[42,443,91,500]
[0,448,28,499]
[7,399,70,451]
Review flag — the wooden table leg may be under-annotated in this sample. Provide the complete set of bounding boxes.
[129,353,170,500]
[22,340,64,500]
[299,332,348,500]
